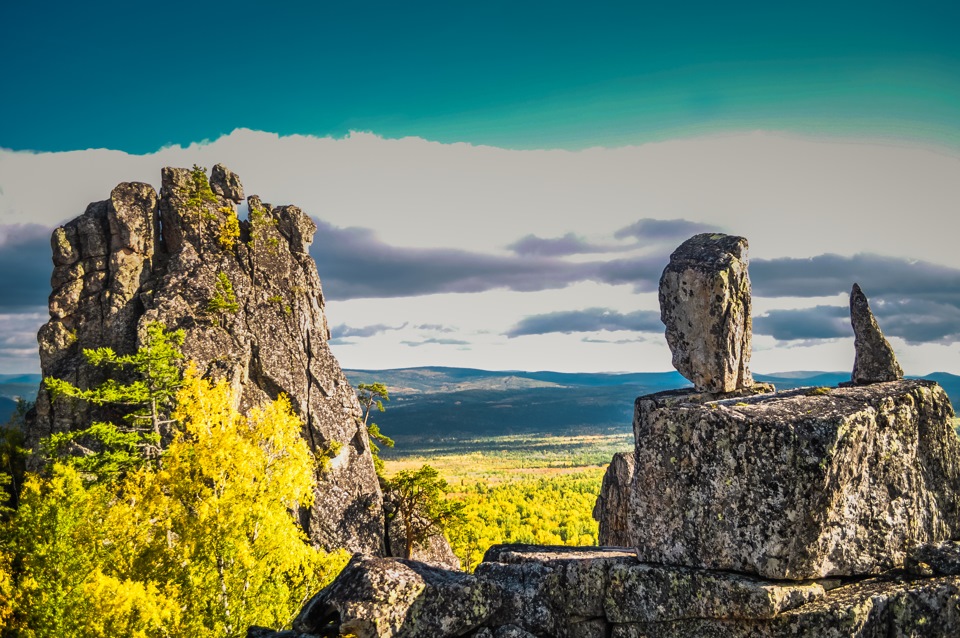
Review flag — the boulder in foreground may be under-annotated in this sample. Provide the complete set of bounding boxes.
[604,379,960,579]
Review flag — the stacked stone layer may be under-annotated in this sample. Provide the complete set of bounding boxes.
[252,545,960,638]
[601,379,960,579]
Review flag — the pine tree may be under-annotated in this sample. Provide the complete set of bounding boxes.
[356,382,394,476]
[206,271,240,326]
[186,165,219,253]
[386,464,464,559]
[43,322,185,476]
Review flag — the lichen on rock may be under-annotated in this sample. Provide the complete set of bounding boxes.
[658,233,753,393]
[612,380,960,579]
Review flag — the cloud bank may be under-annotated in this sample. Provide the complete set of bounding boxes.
[1,129,959,373]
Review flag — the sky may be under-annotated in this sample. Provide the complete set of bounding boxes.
[1,1,959,376]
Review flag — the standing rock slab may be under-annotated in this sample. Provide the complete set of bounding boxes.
[850,283,903,384]
[593,452,635,547]
[659,233,753,393]
[616,380,960,579]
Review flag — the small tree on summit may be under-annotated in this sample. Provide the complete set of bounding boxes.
[386,464,465,559]
[186,164,218,253]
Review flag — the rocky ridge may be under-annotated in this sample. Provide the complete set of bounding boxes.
[28,165,384,554]
[258,233,960,637]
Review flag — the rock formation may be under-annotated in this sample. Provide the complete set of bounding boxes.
[659,233,753,393]
[615,380,960,579]
[251,544,960,638]
[249,231,960,637]
[591,452,633,547]
[28,165,384,554]
[850,282,903,384]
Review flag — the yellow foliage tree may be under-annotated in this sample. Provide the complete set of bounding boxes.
[127,370,345,636]
[0,369,347,638]
[447,471,602,571]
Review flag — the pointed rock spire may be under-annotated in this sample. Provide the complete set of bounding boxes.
[850,283,903,384]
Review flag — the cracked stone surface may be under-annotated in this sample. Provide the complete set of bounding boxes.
[597,380,960,579]
[659,233,753,393]
[29,165,384,554]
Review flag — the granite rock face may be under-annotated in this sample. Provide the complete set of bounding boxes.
[606,380,960,579]
[29,166,384,554]
[251,546,960,638]
[291,554,500,638]
[906,540,960,576]
[850,283,904,384]
[659,233,753,393]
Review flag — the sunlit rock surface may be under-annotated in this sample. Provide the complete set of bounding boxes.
[29,165,385,554]
[659,233,753,393]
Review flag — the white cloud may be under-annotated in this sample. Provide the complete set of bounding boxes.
[0,310,46,374]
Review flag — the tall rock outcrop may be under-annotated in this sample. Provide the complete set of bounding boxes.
[29,165,384,555]
[658,233,753,393]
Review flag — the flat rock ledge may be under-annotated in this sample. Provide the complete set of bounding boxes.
[600,379,960,579]
[249,545,960,638]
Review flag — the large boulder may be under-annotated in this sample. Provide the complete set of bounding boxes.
[609,380,960,579]
[658,233,753,393]
[850,283,903,384]
[292,554,501,638]
[252,546,960,637]
[29,166,384,555]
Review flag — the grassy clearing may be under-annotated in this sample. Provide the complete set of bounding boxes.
[380,430,629,569]
[381,430,632,483]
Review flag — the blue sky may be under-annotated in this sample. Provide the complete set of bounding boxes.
[4,1,959,153]
[1,1,959,375]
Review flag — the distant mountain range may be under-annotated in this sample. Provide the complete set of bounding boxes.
[4,369,958,432]
[342,367,960,439]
